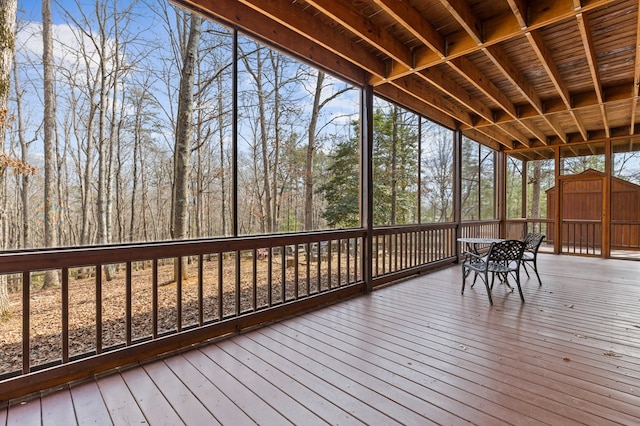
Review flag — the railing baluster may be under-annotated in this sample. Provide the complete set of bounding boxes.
[177,257,183,331]
[22,271,30,374]
[281,248,286,304]
[235,251,241,315]
[337,239,342,286]
[217,252,223,319]
[252,249,257,311]
[96,264,103,353]
[152,259,158,338]
[327,241,332,289]
[294,249,299,300]
[346,238,351,283]
[316,243,321,292]
[267,248,273,306]
[306,245,311,296]
[62,268,69,363]
[198,254,204,326]
[126,262,132,346]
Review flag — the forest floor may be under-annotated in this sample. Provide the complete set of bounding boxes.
[0,254,353,376]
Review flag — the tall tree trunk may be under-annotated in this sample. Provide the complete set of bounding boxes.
[390,106,398,225]
[129,105,141,242]
[172,12,202,279]
[255,54,273,233]
[0,0,16,317]
[269,51,281,233]
[217,77,227,236]
[42,0,59,287]
[12,51,30,248]
[304,71,324,231]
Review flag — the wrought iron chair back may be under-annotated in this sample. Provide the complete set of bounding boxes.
[522,233,544,285]
[462,239,526,305]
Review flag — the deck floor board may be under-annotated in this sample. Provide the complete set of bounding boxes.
[2,254,640,424]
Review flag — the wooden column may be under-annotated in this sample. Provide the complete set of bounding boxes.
[554,147,562,254]
[454,127,462,261]
[522,159,528,236]
[232,28,239,237]
[603,137,611,257]
[361,85,374,292]
[496,150,506,238]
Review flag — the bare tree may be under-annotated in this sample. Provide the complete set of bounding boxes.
[171,11,202,279]
[0,0,17,316]
[303,70,352,231]
[11,46,37,248]
[41,0,60,287]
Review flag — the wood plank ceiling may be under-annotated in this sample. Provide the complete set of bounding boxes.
[176,0,640,158]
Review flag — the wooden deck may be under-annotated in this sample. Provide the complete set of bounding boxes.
[2,254,640,425]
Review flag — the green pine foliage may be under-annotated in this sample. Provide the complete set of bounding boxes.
[320,104,420,228]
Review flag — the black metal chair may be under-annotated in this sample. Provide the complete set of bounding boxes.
[521,233,544,285]
[462,239,526,305]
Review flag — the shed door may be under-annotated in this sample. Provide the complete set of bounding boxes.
[559,177,603,256]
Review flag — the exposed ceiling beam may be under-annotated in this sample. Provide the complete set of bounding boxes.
[174,0,370,84]
[389,76,476,128]
[506,0,528,29]
[372,0,446,56]
[436,0,547,146]
[233,0,386,79]
[375,84,456,129]
[447,57,517,118]
[480,43,555,144]
[526,29,588,141]
[525,30,570,107]
[374,0,616,85]
[445,57,540,147]
[417,67,494,123]
[304,0,413,69]
[462,128,507,151]
[576,12,609,137]
[438,0,483,44]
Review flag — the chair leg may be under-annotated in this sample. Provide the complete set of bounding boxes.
[502,273,513,291]
[483,272,493,305]
[522,262,531,278]
[461,267,467,295]
[515,269,525,303]
[532,259,542,286]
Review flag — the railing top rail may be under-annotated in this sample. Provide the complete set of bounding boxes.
[460,220,500,226]
[0,229,366,274]
[372,223,456,235]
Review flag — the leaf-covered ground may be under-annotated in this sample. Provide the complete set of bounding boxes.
[0,255,345,375]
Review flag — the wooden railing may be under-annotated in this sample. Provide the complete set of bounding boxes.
[0,222,466,402]
[505,219,552,243]
[0,230,369,401]
[610,220,640,250]
[459,220,500,239]
[371,223,457,286]
[560,219,602,255]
